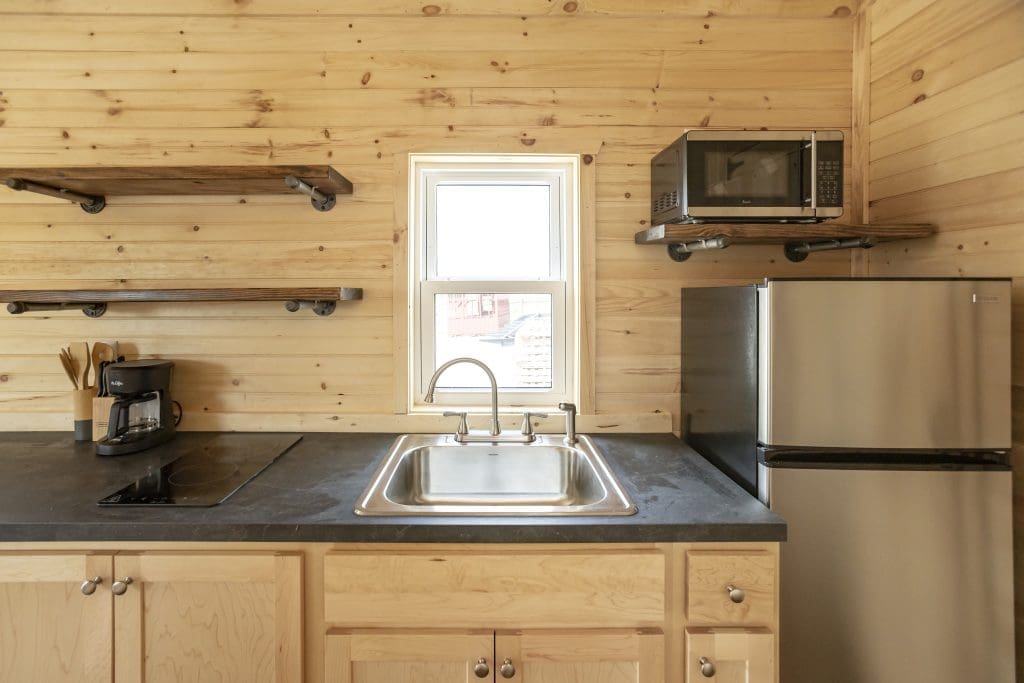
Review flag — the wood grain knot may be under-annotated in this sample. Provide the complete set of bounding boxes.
[913,94,926,104]
[422,4,441,15]
[520,138,536,146]
[910,69,924,81]
[582,154,594,165]
[563,1,578,12]
[832,5,851,16]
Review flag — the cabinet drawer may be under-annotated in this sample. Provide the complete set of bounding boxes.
[685,627,774,683]
[686,551,776,625]
[324,551,665,628]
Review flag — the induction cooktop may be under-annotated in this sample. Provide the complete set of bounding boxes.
[97,434,302,507]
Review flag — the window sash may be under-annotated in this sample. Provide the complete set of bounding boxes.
[409,155,578,410]
[424,172,564,282]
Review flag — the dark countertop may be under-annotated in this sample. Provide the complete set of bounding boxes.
[0,432,785,544]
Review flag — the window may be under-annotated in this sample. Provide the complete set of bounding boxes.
[409,155,579,409]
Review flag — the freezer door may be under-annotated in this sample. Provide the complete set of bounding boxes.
[758,279,1011,449]
[766,465,1014,683]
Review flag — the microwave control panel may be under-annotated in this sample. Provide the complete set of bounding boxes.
[815,140,844,208]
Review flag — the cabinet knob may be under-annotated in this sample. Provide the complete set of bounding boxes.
[111,577,133,596]
[699,656,716,677]
[473,657,490,678]
[80,576,103,596]
[726,584,745,603]
[500,657,516,678]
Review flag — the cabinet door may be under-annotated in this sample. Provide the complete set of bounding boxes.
[325,630,494,683]
[495,629,664,683]
[112,552,302,683]
[684,628,774,683]
[0,553,113,683]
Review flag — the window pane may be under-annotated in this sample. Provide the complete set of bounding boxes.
[432,293,553,391]
[434,184,553,280]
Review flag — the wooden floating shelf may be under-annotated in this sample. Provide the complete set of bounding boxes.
[1,287,363,317]
[0,165,353,213]
[634,222,935,262]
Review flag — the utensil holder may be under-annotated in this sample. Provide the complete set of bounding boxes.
[72,388,97,441]
[92,396,117,441]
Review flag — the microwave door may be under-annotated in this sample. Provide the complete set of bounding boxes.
[685,139,810,218]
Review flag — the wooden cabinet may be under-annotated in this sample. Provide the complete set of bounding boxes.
[682,549,778,683]
[0,551,302,683]
[325,630,493,682]
[0,553,113,683]
[497,630,664,682]
[325,629,664,683]
[684,628,774,683]
[113,553,303,683]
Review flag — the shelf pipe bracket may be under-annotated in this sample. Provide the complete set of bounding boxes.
[284,299,337,316]
[783,236,877,263]
[5,178,106,214]
[7,302,107,317]
[284,175,336,212]
[666,236,731,262]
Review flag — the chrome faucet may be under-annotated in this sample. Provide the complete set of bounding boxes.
[423,357,501,437]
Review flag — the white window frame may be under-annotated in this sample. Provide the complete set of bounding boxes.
[409,154,580,411]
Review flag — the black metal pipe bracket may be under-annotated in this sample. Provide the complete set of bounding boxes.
[284,175,336,212]
[666,236,731,262]
[784,236,877,262]
[5,178,106,213]
[284,299,337,316]
[7,302,107,317]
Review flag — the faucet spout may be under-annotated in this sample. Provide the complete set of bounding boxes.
[424,357,501,436]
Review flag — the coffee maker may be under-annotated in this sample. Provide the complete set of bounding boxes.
[96,360,178,456]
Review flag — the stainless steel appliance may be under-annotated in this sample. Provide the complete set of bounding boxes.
[651,130,843,224]
[96,360,179,456]
[681,278,1014,683]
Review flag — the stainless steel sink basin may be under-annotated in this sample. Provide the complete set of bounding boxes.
[354,434,637,516]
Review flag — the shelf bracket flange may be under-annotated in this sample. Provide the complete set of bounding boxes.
[666,236,731,262]
[284,299,338,316]
[5,178,106,213]
[784,236,877,262]
[7,302,107,317]
[284,175,336,212]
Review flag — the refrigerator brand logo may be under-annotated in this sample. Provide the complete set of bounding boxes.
[110,379,124,387]
[972,294,1000,304]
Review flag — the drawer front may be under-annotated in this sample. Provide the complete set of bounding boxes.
[686,551,776,625]
[684,627,774,683]
[324,551,665,628]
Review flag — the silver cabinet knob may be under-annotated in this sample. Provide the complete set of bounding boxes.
[473,657,489,678]
[111,577,133,595]
[500,657,516,678]
[726,584,745,603]
[80,576,103,596]
[699,656,716,677]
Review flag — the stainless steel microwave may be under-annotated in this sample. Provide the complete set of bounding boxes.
[650,130,844,224]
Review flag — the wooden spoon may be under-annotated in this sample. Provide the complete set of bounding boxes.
[59,348,78,389]
[92,342,115,394]
[71,342,90,390]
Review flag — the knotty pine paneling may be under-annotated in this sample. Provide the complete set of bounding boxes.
[0,1,855,432]
[862,0,1024,673]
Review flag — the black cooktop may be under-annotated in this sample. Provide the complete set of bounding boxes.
[98,433,302,507]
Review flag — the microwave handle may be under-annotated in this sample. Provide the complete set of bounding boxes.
[806,131,817,211]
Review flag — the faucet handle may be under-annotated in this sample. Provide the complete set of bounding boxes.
[442,411,469,436]
[520,412,548,436]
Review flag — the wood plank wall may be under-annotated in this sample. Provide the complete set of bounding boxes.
[0,1,854,433]
[859,0,1024,672]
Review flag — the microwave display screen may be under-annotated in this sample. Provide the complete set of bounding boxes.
[687,141,803,207]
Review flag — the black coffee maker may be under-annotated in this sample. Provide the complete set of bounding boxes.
[96,360,179,456]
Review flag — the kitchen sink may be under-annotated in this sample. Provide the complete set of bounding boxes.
[354,434,637,516]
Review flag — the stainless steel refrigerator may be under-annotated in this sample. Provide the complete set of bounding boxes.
[681,278,1014,683]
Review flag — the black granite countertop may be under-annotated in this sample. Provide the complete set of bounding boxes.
[0,432,785,543]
